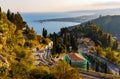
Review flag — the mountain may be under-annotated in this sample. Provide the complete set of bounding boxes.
[35,15,98,23]
[69,8,120,16]
[82,15,120,40]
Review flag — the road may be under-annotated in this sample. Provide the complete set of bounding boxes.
[80,70,120,79]
[23,32,54,66]
[33,43,55,67]
[78,44,120,76]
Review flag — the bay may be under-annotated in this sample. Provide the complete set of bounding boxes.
[21,12,92,35]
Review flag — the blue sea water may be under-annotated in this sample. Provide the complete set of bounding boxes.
[21,12,90,35]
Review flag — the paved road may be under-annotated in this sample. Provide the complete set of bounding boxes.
[78,44,120,76]
[23,32,54,66]
[80,70,120,79]
[33,44,54,67]
[80,73,101,79]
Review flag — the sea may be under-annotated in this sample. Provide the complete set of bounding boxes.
[21,12,92,35]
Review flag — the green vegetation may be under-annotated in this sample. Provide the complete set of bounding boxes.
[7,9,26,30]
[42,28,47,38]
[105,48,119,65]
[94,46,105,58]
[29,61,81,79]
[49,27,78,56]
[50,32,66,55]
[0,7,82,79]
[62,23,118,53]
[50,22,119,66]
[52,61,80,79]
[60,27,78,51]
[0,9,34,78]
[85,53,109,73]
[0,7,1,12]
[0,6,119,78]
[82,15,120,40]
[70,23,115,48]
[68,23,119,66]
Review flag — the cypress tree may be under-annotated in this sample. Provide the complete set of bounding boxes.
[7,9,11,20]
[70,34,78,52]
[63,33,68,48]
[115,40,118,50]
[95,61,99,72]
[74,37,78,51]
[42,28,47,38]
[0,7,1,12]
[72,37,78,51]
[108,35,112,46]
[52,32,56,54]
[112,40,118,50]
[87,62,89,71]
[0,7,1,20]
[42,28,45,38]
[45,29,47,38]
[104,63,108,73]
[11,13,15,23]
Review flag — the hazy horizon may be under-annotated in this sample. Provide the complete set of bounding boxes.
[1,0,120,12]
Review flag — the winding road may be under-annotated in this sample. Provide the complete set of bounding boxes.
[78,44,120,76]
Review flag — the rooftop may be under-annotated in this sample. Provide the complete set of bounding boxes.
[68,53,83,62]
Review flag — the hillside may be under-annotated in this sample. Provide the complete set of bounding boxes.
[37,8,120,24]
[0,9,37,78]
[83,15,120,40]
[0,7,83,79]
[0,8,45,78]
[69,8,120,16]
[36,15,98,23]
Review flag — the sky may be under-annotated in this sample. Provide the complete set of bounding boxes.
[1,0,120,12]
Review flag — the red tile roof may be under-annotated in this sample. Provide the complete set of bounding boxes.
[68,53,83,62]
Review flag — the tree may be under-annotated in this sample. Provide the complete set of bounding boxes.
[51,32,65,54]
[108,35,112,46]
[112,40,118,50]
[10,13,15,23]
[0,7,1,12]
[63,33,69,49]
[70,35,78,52]
[6,10,26,30]
[95,59,99,72]
[55,44,65,54]
[104,63,108,73]
[42,28,47,38]
[106,48,113,61]
[7,9,11,20]
[87,62,89,71]
[60,27,69,37]
[105,48,119,64]
[29,66,54,79]
[73,37,78,51]
[14,12,25,30]
[42,38,49,45]
[52,61,80,79]
[75,23,113,48]
[95,46,105,57]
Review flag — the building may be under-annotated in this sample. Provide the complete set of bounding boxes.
[64,53,88,70]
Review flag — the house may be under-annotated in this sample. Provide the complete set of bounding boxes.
[64,53,88,70]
